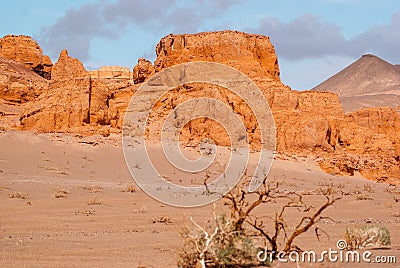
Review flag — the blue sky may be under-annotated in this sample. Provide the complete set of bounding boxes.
[1,0,399,89]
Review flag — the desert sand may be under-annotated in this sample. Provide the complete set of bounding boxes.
[0,130,399,267]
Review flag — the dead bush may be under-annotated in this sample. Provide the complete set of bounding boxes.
[178,178,341,266]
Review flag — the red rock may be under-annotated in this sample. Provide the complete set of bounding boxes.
[20,50,91,131]
[0,35,51,79]
[154,30,281,81]
[132,58,154,84]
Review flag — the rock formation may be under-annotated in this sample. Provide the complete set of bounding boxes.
[0,35,52,79]
[0,31,398,184]
[20,49,137,133]
[154,31,281,82]
[132,58,154,84]
[0,57,48,103]
[20,50,91,131]
[89,66,132,79]
[0,56,48,129]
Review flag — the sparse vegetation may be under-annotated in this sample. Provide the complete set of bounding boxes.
[82,185,103,193]
[8,191,28,199]
[53,189,68,198]
[87,196,102,205]
[179,214,259,268]
[178,178,341,267]
[133,206,147,213]
[345,225,391,249]
[75,208,96,216]
[152,216,172,224]
[356,194,373,201]
[122,185,137,193]
[363,184,374,193]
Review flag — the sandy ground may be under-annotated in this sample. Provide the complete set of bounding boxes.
[0,130,399,267]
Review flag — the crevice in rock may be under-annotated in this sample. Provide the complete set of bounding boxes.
[83,78,92,124]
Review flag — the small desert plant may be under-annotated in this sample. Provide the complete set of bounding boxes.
[82,185,103,193]
[345,225,391,250]
[363,184,374,193]
[75,208,96,216]
[356,194,373,201]
[178,214,259,268]
[352,189,363,195]
[9,191,28,199]
[53,190,68,198]
[87,196,102,205]
[133,206,147,213]
[152,216,172,224]
[122,185,137,193]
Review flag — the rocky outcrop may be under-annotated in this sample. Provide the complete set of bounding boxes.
[266,88,344,153]
[0,31,397,184]
[148,31,400,184]
[0,57,48,103]
[20,49,137,133]
[319,107,400,184]
[20,50,91,131]
[0,35,52,79]
[132,58,154,84]
[89,66,132,79]
[154,31,281,82]
[0,56,48,130]
[89,78,135,127]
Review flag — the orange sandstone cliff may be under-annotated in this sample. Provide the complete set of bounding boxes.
[0,31,398,184]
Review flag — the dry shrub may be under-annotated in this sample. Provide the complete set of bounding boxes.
[392,212,400,217]
[75,208,96,216]
[87,196,102,205]
[363,184,374,193]
[345,225,391,250]
[82,185,103,193]
[133,206,147,213]
[9,191,28,199]
[356,194,373,201]
[122,185,137,193]
[179,214,259,268]
[178,178,341,267]
[53,190,68,198]
[152,216,172,224]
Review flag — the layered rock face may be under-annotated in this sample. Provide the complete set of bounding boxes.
[20,50,91,131]
[147,31,400,184]
[0,57,48,103]
[0,31,398,184]
[319,108,400,184]
[0,57,48,129]
[20,50,136,133]
[89,66,132,79]
[154,31,281,82]
[0,35,52,79]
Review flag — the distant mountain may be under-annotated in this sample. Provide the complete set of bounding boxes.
[312,54,400,112]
